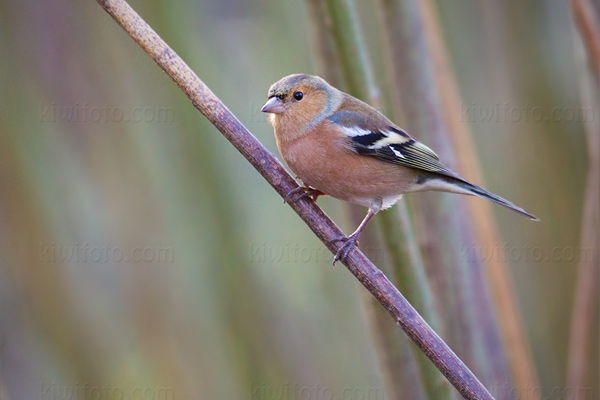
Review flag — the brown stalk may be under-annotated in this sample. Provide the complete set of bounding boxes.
[375,0,512,392]
[567,0,600,395]
[420,0,541,397]
[94,0,496,398]
[571,0,600,80]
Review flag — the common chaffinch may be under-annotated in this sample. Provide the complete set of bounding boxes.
[262,74,538,262]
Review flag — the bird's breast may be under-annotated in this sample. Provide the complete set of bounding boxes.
[275,124,420,208]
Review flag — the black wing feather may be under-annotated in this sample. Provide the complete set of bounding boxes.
[329,110,461,180]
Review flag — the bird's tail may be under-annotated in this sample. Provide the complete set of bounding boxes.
[451,179,539,221]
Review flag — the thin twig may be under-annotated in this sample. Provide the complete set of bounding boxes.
[94,0,496,398]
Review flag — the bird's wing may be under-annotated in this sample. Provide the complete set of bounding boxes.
[328,110,462,180]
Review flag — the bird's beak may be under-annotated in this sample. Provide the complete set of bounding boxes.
[261,97,285,114]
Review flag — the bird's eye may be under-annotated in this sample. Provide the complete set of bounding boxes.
[293,91,304,101]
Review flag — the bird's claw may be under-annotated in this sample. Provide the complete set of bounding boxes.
[328,234,360,265]
[284,186,323,204]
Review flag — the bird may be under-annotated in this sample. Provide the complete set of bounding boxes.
[261,74,539,263]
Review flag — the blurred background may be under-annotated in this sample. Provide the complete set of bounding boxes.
[0,0,598,399]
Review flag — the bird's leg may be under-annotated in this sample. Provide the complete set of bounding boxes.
[284,185,325,204]
[328,205,379,265]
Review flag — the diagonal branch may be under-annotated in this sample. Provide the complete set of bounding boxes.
[94,0,495,398]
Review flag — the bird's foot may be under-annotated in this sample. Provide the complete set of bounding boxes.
[328,233,360,265]
[284,186,324,204]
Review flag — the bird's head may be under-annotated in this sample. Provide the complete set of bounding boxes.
[261,74,342,136]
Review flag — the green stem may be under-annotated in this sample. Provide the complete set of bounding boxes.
[322,0,454,398]
[323,0,379,106]
[306,1,429,398]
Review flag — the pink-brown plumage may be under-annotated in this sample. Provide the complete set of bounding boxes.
[262,73,538,262]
